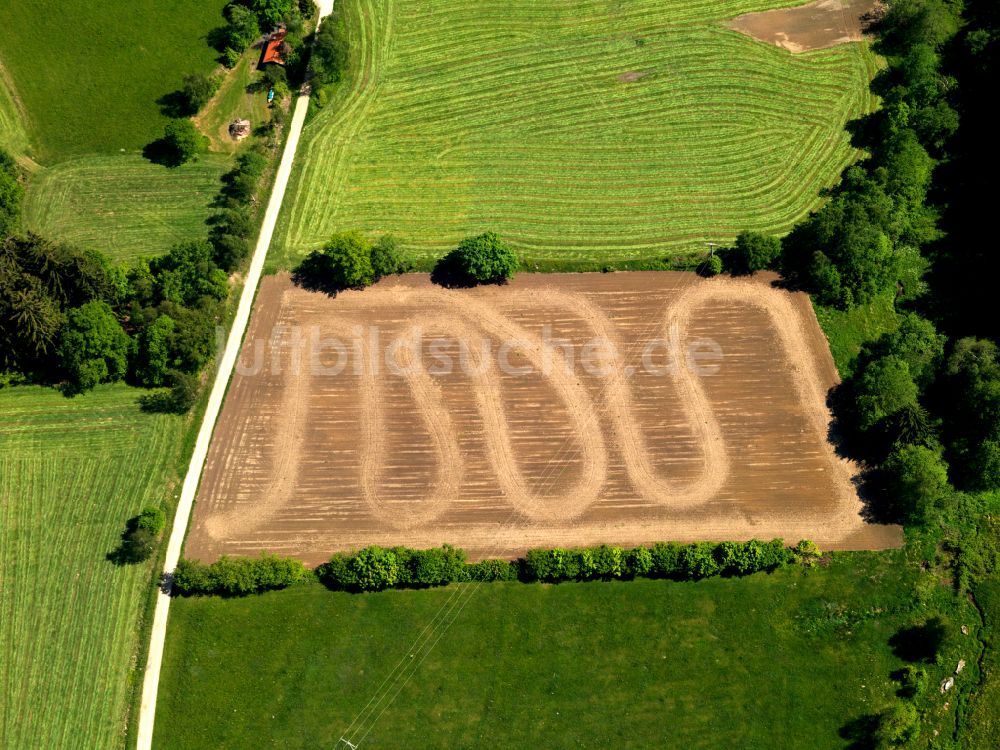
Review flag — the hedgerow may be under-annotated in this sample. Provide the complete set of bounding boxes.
[173,553,308,596]
[177,539,816,596]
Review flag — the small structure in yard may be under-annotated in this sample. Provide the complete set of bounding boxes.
[261,27,288,66]
[228,119,251,141]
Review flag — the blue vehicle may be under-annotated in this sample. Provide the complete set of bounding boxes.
[267,87,275,104]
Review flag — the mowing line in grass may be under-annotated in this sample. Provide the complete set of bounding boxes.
[272,0,876,269]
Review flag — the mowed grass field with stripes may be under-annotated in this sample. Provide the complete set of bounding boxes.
[20,154,230,262]
[0,0,229,260]
[0,386,189,747]
[272,0,877,269]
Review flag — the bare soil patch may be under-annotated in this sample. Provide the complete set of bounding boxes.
[729,0,879,53]
[186,272,901,565]
[618,70,649,83]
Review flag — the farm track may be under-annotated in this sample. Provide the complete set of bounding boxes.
[273,0,877,268]
[136,4,338,747]
[187,272,902,565]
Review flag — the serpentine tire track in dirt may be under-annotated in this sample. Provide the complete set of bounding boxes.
[187,272,902,564]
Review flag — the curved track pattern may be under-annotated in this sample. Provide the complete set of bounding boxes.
[201,278,863,538]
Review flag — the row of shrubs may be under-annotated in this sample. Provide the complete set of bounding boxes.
[173,554,310,596]
[173,538,821,596]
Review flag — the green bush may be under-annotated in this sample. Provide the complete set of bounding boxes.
[173,553,308,596]
[320,230,375,289]
[136,506,166,536]
[792,539,822,566]
[451,231,518,284]
[399,545,467,586]
[730,230,781,275]
[700,254,723,277]
[370,235,408,279]
[898,665,928,698]
[180,73,221,115]
[223,46,242,69]
[58,300,130,393]
[350,545,400,591]
[650,542,683,576]
[678,542,722,579]
[120,527,156,563]
[468,558,519,582]
[161,119,207,166]
[881,444,950,524]
[111,506,166,564]
[873,701,920,746]
[627,546,654,576]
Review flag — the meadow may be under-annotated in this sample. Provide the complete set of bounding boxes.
[0,385,188,748]
[0,0,227,162]
[271,0,877,270]
[0,64,28,159]
[814,293,900,378]
[20,154,230,261]
[0,0,234,261]
[155,554,927,749]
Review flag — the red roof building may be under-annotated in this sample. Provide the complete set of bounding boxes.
[262,28,288,66]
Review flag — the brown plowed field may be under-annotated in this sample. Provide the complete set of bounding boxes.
[185,272,901,565]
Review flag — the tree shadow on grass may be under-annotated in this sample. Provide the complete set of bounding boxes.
[291,251,343,297]
[890,618,948,663]
[838,713,880,750]
[156,90,195,119]
[142,138,183,168]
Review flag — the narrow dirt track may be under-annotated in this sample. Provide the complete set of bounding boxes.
[186,272,902,566]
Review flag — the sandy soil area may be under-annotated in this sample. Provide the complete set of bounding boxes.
[729,0,880,53]
[185,272,901,564]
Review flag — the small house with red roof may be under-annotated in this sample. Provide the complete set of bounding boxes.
[261,28,288,66]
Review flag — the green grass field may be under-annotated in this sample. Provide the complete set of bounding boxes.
[0,385,188,748]
[20,154,229,261]
[194,52,273,154]
[0,64,29,159]
[271,0,877,270]
[155,555,927,749]
[0,0,228,163]
[814,293,901,378]
[0,0,234,262]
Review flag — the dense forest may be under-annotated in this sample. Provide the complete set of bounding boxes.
[772,0,1000,520]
